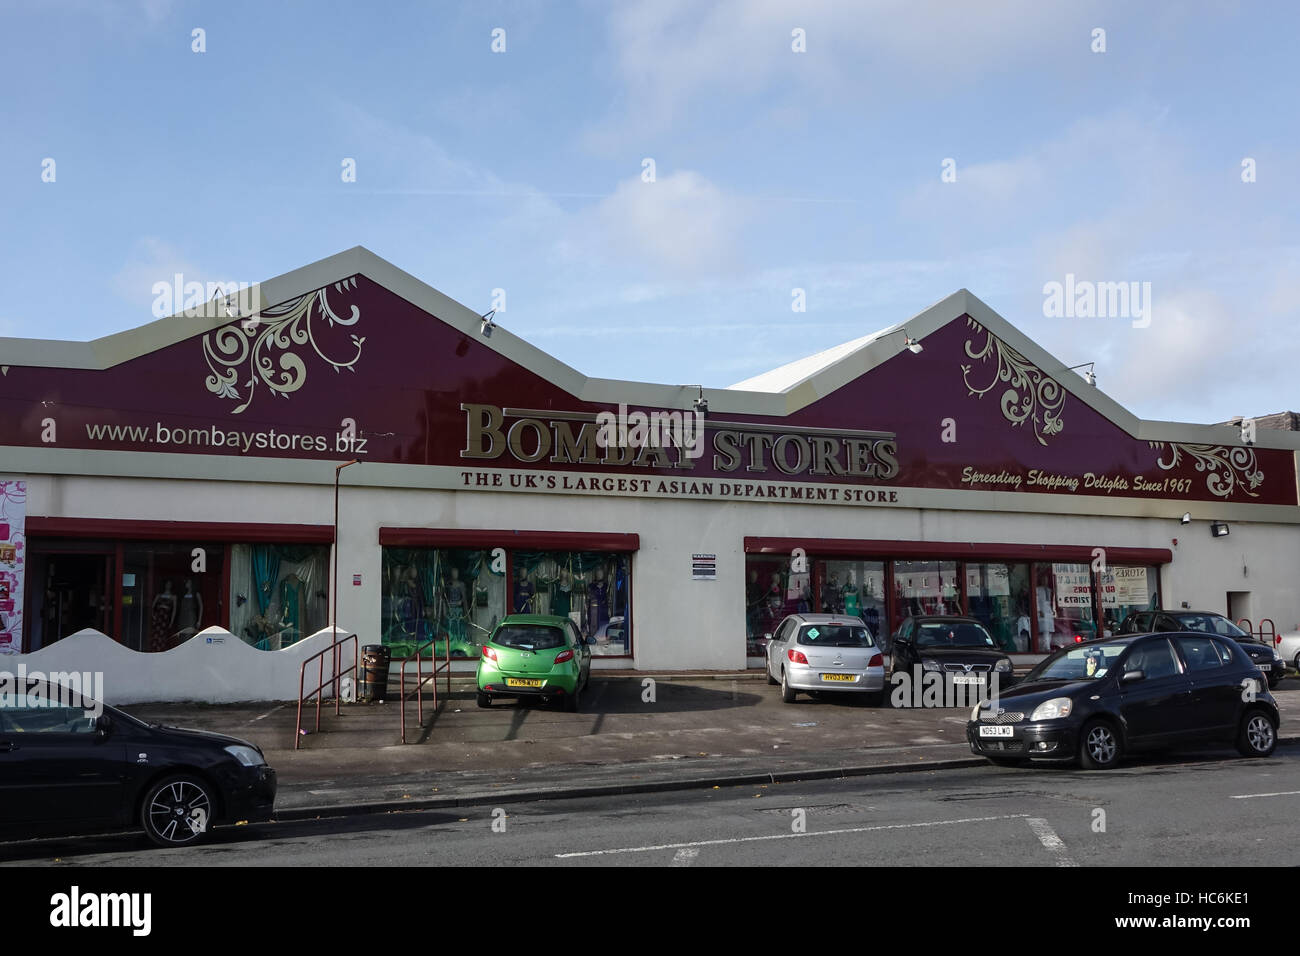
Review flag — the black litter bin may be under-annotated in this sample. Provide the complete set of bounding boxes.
[360,644,391,702]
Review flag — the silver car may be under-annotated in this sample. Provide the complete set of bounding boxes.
[764,613,886,705]
[1276,629,1300,678]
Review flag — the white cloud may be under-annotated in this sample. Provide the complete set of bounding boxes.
[581,170,748,275]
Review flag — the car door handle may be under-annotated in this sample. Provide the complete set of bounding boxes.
[0,741,17,753]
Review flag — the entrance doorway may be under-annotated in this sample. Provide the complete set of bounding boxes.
[26,552,113,652]
[1226,591,1253,629]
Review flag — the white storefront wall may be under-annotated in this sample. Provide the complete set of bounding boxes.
[22,472,1300,687]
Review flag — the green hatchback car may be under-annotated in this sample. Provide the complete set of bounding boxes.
[476,614,592,711]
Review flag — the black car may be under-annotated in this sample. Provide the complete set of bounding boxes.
[966,633,1279,769]
[0,683,276,847]
[889,616,1014,698]
[1119,610,1286,688]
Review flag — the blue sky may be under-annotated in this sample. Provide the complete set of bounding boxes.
[1,0,1297,423]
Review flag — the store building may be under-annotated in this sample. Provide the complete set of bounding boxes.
[2,247,1298,685]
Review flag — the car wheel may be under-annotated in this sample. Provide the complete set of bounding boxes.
[564,685,582,713]
[780,669,797,704]
[1236,709,1277,758]
[142,774,216,848]
[476,691,491,708]
[1079,719,1122,770]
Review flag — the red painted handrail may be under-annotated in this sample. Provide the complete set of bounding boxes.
[295,631,358,750]
[399,637,453,744]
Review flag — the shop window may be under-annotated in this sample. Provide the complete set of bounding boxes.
[511,551,632,657]
[892,560,959,632]
[966,562,1032,652]
[228,544,328,651]
[1097,565,1159,636]
[745,554,810,656]
[817,560,886,640]
[381,548,506,661]
[1034,562,1096,653]
[123,542,226,653]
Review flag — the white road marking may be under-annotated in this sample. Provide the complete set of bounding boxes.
[555,813,1029,858]
[250,704,285,723]
[1230,790,1300,800]
[1026,817,1078,867]
[672,848,699,866]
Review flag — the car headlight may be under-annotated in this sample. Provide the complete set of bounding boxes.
[224,744,266,767]
[922,659,942,672]
[971,703,983,721]
[1030,698,1073,721]
[995,659,1012,673]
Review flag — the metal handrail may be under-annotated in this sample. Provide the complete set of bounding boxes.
[399,636,451,743]
[399,623,490,743]
[295,631,358,750]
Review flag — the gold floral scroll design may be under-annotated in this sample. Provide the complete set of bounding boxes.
[203,277,365,415]
[960,318,1065,446]
[1148,442,1264,499]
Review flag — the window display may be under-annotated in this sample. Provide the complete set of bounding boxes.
[381,548,506,661]
[744,554,809,656]
[966,562,1032,652]
[511,551,632,656]
[1098,565,1159,635]
[818,560,886,639]
[228,544,328,651]
[1035,562,1096,653]
[892,560,959,630]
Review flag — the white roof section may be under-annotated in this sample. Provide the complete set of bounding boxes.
[728,324,903,392]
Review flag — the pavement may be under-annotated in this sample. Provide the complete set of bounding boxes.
[118,671,1300,821]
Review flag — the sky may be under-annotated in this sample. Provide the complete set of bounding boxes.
[1,0,1297,424]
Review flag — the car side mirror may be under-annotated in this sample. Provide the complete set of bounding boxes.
[763,633,773,641]
[1121,669,1145,683]
[95,714,113,737]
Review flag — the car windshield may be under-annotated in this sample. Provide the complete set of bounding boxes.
[1025,643,1128,682]
[915,622,994,649]
[797,624,874,647]
[492,624,565,650]
[1169,614,1247,638]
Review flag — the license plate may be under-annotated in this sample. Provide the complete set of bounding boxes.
[979,725,1013,738]
[505,678,544,688]
[821,673,855,682]
[1258,664,1271,671]
[954,674,984,685]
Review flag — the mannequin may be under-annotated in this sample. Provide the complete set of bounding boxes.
[513,567,535,614]
[175,578,203,644]
[445,566,468,649]
[587,567,610,640]
[278,572,305,645]
[150,579,178,653]
[551,567,572,617]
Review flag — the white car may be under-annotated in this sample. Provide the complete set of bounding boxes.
[764,613,886,705]
[1275,629,1300,678]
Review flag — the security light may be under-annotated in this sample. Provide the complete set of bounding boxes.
[480,310,496,338]
[1180,513,1191,525]
[1210,522,1230,538]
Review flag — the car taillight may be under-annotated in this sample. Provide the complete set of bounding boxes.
[1073,635,1084,643]
[482,646,498,661]
[554,649,574,664]
[868,653,883,667]
[788,649,808,665]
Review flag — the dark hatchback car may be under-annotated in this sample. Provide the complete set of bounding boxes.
[966,633,1279,769]
[889,616,1014,692]
[0,684,276,847]
[1120,610,1286,688]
